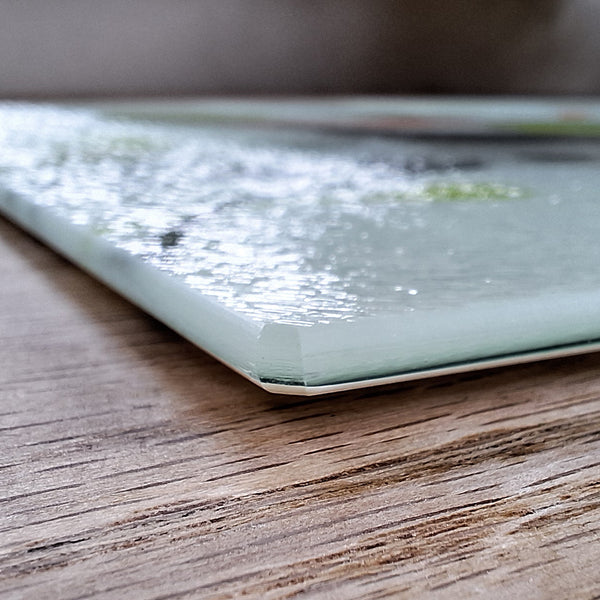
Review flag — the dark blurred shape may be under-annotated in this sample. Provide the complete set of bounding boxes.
[0,0,598,98]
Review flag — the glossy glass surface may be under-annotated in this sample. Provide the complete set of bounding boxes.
[2,100,600,391]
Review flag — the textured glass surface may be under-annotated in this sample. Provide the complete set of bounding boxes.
[2,100,600,391]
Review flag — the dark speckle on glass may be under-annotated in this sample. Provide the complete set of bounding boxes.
[401,155,485,174]
[361,152,486,174]
[160,230,184,248]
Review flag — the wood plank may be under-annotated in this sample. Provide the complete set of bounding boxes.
[1,216,599,599]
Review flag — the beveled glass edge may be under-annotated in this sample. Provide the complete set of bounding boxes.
[259,340,600,395]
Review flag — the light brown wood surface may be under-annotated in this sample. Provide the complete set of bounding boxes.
[1,216,599,599]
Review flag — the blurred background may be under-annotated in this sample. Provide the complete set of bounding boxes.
[1,0,600,98]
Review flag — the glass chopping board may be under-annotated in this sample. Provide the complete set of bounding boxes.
[2,98,600,395]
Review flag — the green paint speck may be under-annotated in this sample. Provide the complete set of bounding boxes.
[423,182,525,202]
[503,121,600,137]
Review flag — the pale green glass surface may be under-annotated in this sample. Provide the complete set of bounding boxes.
[1,99,600,392]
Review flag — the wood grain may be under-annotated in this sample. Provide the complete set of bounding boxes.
[1,216,599,599]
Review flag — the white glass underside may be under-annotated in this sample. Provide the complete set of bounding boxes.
[1,99,600,393]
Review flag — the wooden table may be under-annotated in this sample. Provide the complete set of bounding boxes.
[1,216,599,599]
